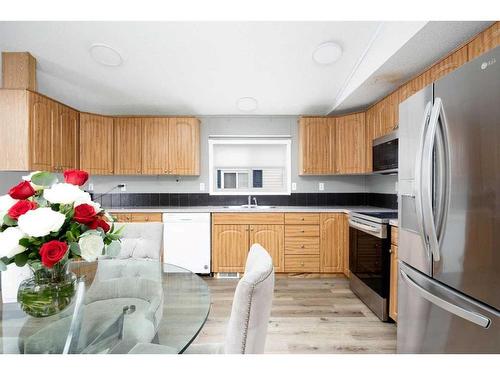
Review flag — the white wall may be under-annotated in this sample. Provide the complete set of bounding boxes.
[365,174,398,194]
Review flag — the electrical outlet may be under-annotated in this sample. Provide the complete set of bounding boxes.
[88,183,94,191]
[199,182,205,191]
[291,182,297,191]
[319,182,325,191]
[120,184,127,192]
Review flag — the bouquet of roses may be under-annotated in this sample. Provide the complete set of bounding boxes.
[0,169,122,272]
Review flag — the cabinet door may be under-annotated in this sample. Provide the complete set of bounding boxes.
[468,22,499,60]
[386,91,399,133]
[250,224,284,272]
[335,113,366,174]
[429,46,468,82]
[80,113,114,175]
[398,70,432,103]
[113,117,142,175]
[320,213,345,273]
[53,104,79,171]
[212,224,249,273]
[168,117,200,175]
[365,106,376,173]
[29,92,55,170]
[142,117,170,175]
[298,117,335,175]
[389,244,399,321]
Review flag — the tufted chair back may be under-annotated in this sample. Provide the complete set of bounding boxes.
[114,222,164,260]
[224,244,275,354]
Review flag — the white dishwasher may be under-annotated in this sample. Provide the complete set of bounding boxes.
[163,213,211,274]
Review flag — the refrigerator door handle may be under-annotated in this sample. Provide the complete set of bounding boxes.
[400,269,491,328]
[414,101,433,259]
[421,98,443,262]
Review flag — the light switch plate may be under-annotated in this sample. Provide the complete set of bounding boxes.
[199,182,205,191]
[291,182,297,191]
[319,182,324,191]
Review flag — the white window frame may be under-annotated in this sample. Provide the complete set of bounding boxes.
[208,138,292,195]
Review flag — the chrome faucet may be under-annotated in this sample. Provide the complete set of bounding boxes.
[248,195,252,206]
[252,197,258,206]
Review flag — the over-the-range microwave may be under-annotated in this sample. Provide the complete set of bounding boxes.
[372,130,398,174]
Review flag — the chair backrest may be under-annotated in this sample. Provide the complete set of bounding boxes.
[224,244,275,354]
[115,222,163,260]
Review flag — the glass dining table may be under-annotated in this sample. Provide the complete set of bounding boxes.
[0,260,211,354]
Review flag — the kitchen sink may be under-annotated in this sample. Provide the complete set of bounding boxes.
[223,205,276,209]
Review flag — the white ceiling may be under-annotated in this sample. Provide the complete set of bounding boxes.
[0,21,492,115]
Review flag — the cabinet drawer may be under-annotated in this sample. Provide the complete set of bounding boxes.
[285,237,320,255]
[391,226,398,246]
[212,213,284,225]
[285,255,320,272]
[131,213,163,222]
[284,213,320,225]
[285,225,320,237]
[113,213,132,222]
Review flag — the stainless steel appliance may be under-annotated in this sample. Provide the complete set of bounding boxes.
[348,211,397,321]
[397,46,500,353]
[372,130,398,174]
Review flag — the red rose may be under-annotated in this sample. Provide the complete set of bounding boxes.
[8,181,36,199]
[63,169,89,186]
[73,204,96,224]
[7,200,38,220]
[39,240,68,268]
[88,218,111,233]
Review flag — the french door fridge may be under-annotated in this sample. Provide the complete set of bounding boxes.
[397,46,500,353]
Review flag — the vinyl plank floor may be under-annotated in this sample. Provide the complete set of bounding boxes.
[192,276,397,354]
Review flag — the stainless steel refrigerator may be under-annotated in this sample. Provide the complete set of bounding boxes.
[397,46,500,353]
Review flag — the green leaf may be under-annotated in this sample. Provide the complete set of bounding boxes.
[31,172,58,187]
[19,238,32,247]
[66,230,76,243]
[14,252,29,267]
[3,214,17,226]
[0,259,7,271]
[113,224,126,236]
[69,242,81,256]
[105,241,121,257]
[34,195,48,207]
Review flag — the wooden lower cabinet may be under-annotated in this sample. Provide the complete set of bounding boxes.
[319,213,345,273]
[389,243,399,322]
[113,212,162,223]
[285,255,320,272]
[212,224,250,273]
[250,225,284,272]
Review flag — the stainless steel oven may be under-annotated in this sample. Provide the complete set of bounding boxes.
[373,131,398,174]
[348,211,397,321]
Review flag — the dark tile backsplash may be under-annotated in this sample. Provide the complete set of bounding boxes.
[92,192,398,209]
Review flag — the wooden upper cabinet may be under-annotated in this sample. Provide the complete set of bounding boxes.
[29,92,55,171]
[468,22,499,60]
[298,117,335,175]
[141,117,170,175]
[250,224,284,272]
[113,117,142,175]
[168,117,200,175]
[320,213,345,273]
[365,106,376,173]
[335,113,366,174]
[429,46,468,83]
[80,113,114,175]
[386,91,399,132]
[2,52,37,91]
[398,70,432,104]
[53,104,79,171]
[212,224,250,273]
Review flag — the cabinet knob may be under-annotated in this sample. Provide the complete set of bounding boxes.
[301,218,304,221]
[145,217,149,221]
[301,245,305,249]
[164,170,168,174]
[300,262,305,266]
[301,230,304,233]
[137,170,140,173]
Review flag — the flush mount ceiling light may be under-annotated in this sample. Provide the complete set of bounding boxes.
[89,43,123,67]
[312,42,342,65]
[237,97,258,112]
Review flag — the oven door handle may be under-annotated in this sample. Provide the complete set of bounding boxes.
[348,219,380,233]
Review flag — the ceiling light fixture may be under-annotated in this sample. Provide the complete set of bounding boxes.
[237,97,258,112]
[89,43,123,67]
[312,42,342,65]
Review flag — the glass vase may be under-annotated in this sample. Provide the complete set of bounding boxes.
[17,261,77,318]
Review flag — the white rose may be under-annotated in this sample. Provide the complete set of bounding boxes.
[43,183,89,205]
[17,207,66,237]
[79,233,104,262]
[0,227,26,258]
[0,194,18,220]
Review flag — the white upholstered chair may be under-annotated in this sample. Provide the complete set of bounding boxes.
[114,222,164,260]
[129,243,275,354]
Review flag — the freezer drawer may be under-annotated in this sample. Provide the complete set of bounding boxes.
[397,261,500,354]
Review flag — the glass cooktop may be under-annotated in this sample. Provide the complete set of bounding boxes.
[355,211,398,220]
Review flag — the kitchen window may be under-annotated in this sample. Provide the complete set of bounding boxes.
[209,138,291,195]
